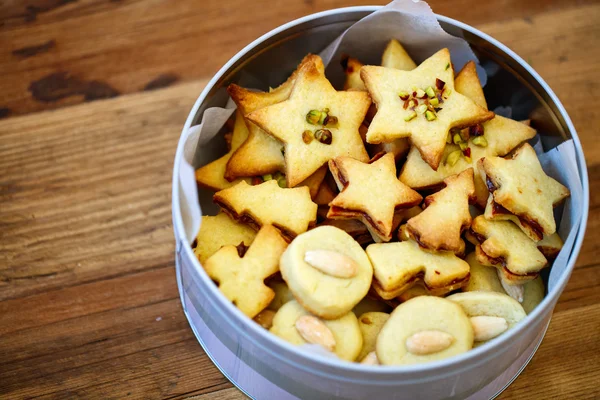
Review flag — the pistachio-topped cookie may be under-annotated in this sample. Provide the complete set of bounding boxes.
[376,296,474,365]
[470,216,547,284]
[226,54,325,179]
[480,143,570,240]
[366,240,470,300]
[406,168,475,253]
[213,180,318,240]
[280,226,373,319]
[447,292,526,346]
[204,225,288,318]
[247,57,370,187]
[194,212,257,264]
[399,61,536,207]
[270,300,363,361]
[327,153,422,242]
[195,111,252,191]
[361,48,494,170]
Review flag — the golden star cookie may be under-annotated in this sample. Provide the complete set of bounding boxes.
[247,57,370,187]
[226,54,326,179]
[381,39,417,70]
[357,312,390,362]
[195,111,253,191]
[280,226,373,319]
[454,61,487,109]
[399,64,536,207]
[270,300,363,361]
[406,168,475,253]
[447,292,526,345]
[204,225,288,318]
[193,212,257,264]
[536,233,563,260]
[327,153,422,242]
[366,240,470,300]
[341,55,366,91]
[470,216,547,284]
[361,48,494,170]
[376,296,473,365]
[480,143,570,239]
[213,180,318,240]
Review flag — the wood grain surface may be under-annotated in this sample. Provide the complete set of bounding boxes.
[1,1,598,399]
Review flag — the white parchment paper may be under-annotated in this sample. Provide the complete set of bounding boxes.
[177,0,584,292]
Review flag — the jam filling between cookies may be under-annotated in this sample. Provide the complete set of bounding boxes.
[486,175,545,240]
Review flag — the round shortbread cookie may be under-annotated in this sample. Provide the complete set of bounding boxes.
[376,296,473,365]
[446,291,526,345]
[269,300,362,361]
[357,312,390,362]
[280,226,373,319]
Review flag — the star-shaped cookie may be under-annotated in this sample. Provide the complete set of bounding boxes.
[246,57,370,187]
[399,62,537,207]
[469,216,547,284]
[366,240,470,300]
[361,48,494,170]
[204,224,288,318]
[226,54,325,179]
[213,179,318,240]
[195,110,252,191]
[194,212,257,264]
[480,143,570,239]
[406,168,475,253]
[326,153,422,242]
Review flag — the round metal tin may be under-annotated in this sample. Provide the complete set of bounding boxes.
[172,6,589,399]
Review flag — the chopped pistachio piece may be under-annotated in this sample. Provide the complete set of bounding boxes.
[446,150,462,166]
[314,129,333,145]
[302,130,313,144]
[443,88,452,98]
[398,91,410,100]
[306,110,321,125]
[324,115,338,127]
[262,174,273,181]
[416,89,426,98]
[446,133,453,144]
[417,104,428,114]
[472,135,488,147]
[445,62,450,70]
[459,141,468,151]
[277,176,287,188]
[464,156,472,164]
[453,133,463,145]
[425,86,436,98]
[425,110,437,121]
[429,97,439,107]
[404,111,417,121]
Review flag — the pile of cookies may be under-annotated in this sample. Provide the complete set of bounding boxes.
[193,40,570,365]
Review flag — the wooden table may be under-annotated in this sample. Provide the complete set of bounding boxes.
[1,1,598,398]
